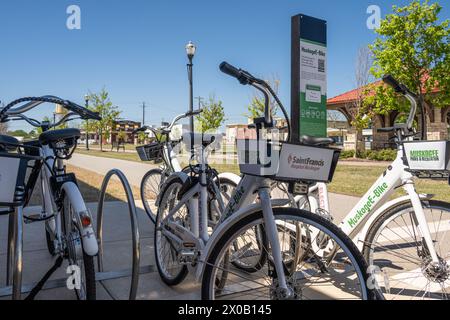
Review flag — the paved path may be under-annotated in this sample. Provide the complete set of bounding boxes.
[69,153,157,187]
[339,160,391,167]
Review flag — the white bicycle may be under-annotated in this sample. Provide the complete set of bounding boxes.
[153,62,378,300]
[135,111,239,224]
[0,96,101,300]
[294,76,450,299]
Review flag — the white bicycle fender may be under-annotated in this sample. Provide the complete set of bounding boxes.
[61,182,99,256]
[217,172,241,185]
[155,171,190,207]
[353,194,431,251]
[195,198,290,281]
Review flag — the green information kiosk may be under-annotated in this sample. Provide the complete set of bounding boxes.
[291,14,327,141]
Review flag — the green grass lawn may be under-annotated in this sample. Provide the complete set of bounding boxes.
[329,165,450,202]
[76,148,142,162]
[75,148,450,202]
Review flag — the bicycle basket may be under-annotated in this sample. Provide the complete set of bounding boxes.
[403,140,450,179]
[0,144,42,207]
[136,142,163,161]
[275,142,340,183]
[237,139,340,183]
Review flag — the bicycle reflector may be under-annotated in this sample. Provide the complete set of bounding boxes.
[79,211,92,228]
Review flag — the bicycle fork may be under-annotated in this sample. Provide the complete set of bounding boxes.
[404,182,440,263]
[259,187,293,299]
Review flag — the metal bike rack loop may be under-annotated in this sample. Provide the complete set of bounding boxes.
[97,169,141,300]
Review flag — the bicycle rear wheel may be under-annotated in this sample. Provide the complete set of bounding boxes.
[202,207,375,300]
[62,195,96,300]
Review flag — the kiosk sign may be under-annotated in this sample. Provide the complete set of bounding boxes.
[291,15,328,140]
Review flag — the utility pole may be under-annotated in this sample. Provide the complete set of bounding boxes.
[194,96,204,110]
[141,102,147,126]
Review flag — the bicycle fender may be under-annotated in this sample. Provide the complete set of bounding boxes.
[195,198,290,281]
[155,171,190,208]
[217,172,241,185]
[61,182,99,256]
[352,194,432,251]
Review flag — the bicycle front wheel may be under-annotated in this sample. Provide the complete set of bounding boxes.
[202,207,375,300]
[141,168,165,224]
[363,199,450,300]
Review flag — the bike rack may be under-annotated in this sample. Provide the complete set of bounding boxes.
[96,169,141,300]
[1,168,154,300]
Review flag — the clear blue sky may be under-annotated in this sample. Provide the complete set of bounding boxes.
[1,0,449,131]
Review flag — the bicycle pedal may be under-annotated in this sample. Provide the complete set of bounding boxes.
[182,242,196,248]
[179,249,197,264]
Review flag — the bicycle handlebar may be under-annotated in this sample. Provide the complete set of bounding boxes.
[382,75,405,94]
[382,75,418,131]
[219,61,260,86]
[185,109,203,117]
[0,96,102,123]
[132,109,204,135]
[220,61,291,141]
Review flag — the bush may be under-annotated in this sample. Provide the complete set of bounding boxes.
[369,149,396,161]
[340,149,396,161]
[339,150,355,159]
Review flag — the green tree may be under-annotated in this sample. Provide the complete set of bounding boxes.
[361,0,450,137]
[137,131,147,145]
[246,79,280,121]
[117,130,127,143]
[86,89,121,151]
[196,95,226,133]
[9,129,30,138]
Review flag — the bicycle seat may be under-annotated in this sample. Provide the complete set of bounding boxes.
[0,134,19,146]
[0,134,19,151]
[182,133,221,148]
[39,128,81,145]
[300,135,334,147]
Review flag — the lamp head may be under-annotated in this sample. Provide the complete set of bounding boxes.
[186,41,196,59]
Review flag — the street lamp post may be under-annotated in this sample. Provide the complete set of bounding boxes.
[186,41,196,133]
[85,95,90,150]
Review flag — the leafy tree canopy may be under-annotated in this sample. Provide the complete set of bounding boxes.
[357,0,450,128]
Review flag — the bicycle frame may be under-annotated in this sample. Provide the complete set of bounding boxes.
[159,155,292,288]
[307,145,440,264]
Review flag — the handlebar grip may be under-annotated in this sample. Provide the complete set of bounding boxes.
[382,75,406,94]
[186,109,204,117]
[220,62,242,80]
[132,127,147,134]
[377,127,395,133]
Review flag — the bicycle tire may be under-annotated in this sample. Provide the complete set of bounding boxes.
[154,176,189,286]
[202,207,376,300]
[62,195,96,300]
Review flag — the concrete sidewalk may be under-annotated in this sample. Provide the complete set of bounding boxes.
[69,153,157,187]
[0,201,199,300]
